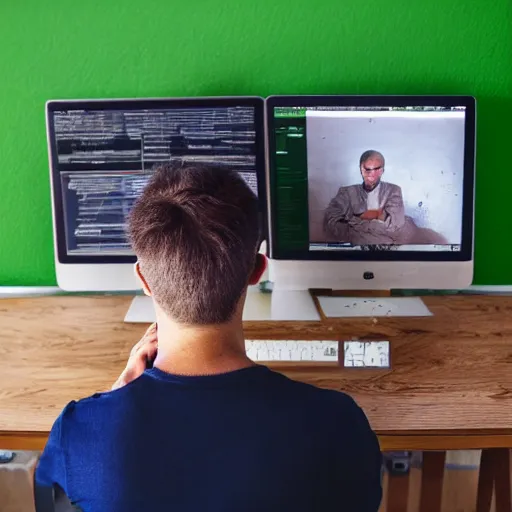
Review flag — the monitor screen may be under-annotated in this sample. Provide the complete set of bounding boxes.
[267,97,475,261]
[47,98,265,263]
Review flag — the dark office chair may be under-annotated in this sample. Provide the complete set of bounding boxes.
[34,481,75,512]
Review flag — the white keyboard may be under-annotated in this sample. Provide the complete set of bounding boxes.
[245,340,339,362]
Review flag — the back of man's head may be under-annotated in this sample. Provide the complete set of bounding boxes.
[129,163,261,325]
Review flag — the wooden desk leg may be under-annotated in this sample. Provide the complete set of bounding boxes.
[494,448,511,512]
[387,473,410,512]
[477,449,499,512]
[419,451,446,512]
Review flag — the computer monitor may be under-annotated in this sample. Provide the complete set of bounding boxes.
[265,95,476,295]
[46,97,267,302]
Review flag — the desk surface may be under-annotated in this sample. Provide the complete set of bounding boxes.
[1,294,511,450]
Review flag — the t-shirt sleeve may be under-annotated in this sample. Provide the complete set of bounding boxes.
[35,404,72,494]
[337,399,383,511]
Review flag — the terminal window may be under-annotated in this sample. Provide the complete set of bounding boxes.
[51,106,258,256]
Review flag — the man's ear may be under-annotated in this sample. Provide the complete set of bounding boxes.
[248,253,268,286]
[135,262,152,297]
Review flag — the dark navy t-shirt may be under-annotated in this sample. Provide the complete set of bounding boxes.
[36,365,382,511]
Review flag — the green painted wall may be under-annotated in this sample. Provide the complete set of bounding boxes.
[1,0,511,286]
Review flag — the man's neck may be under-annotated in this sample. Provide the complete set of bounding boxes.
[152,314,254,376]
[363,181,381,192]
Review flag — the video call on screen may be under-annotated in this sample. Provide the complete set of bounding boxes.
[272,105,466,253]
[51,106,258,256]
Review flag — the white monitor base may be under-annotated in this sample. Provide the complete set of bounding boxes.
[124,289,321,323]
[270,289,321,321]
[317,295,432,318]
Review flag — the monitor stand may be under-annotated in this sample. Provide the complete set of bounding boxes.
[124,288,322,323]
[269,289,322,321]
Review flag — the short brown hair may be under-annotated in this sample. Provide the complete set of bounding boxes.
[129,162,261,325]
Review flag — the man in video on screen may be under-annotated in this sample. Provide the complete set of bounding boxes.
[323,150,446,247]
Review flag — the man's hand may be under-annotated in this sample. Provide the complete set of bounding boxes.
[360,209,381,221]
[111,323,158,390]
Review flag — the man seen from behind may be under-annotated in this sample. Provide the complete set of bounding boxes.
[36,162,383,512]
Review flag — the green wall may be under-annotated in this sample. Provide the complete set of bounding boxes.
[1,0,511,286]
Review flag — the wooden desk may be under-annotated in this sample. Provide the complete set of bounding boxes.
[0,294,512,449]
[1,294,511,511]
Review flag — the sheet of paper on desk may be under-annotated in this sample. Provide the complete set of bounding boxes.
[317,296,433,318]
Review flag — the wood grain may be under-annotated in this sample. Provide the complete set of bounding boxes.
[6,432,512,453]
[1,294,512,440]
